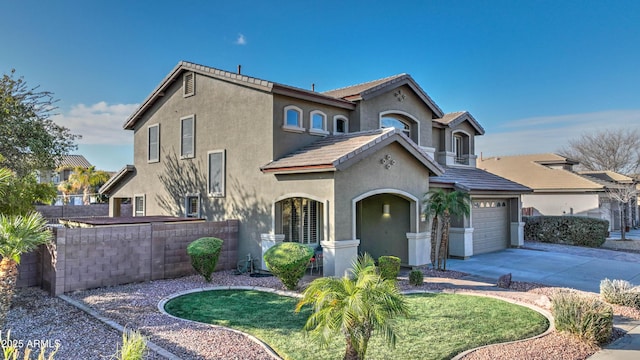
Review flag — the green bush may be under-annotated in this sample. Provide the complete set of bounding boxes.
[378,256,401,281]
[600,278,640,309]
[524,216,608,247]
[264,242,314,290]
[552,291,613,345]
[409,269,423,286]
[187,237,224,282]
[113,329,147,360]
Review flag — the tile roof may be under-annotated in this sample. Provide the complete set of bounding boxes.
[260,128,444,175]
[99,165,135,194]
[578,171,634,184]
[433,111,485,135]
[478,153,603,191]
[429,166,532,193]
[323,74,408,99]
[57,155,92,169]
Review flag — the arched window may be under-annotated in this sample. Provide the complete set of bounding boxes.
[283,105,304,132]
[334,115,348,134]
[381,116,411,136]
[310,110,328,135]
[452,131,470,165]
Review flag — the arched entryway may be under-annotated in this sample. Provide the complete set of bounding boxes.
[355,193,411,264]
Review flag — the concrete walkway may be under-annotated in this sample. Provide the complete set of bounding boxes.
[446,243,640,359]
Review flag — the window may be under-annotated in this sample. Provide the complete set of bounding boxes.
[208,150,225,197]
[183,72,195,97]
[334,116,348,134]
[452,131,470,165]
[181,115,195,158]
[280,198,323,245]
[310,111,328,135]
[381,116,410,136]
[185,194,200,218]
[283,105,304,132]
[148,124,160,163]
[134,195,145,216]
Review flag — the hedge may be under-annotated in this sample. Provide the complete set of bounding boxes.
[264,242,314,290]
[378,255,401,281]
[187,237,224,282]
[524,216,608,247]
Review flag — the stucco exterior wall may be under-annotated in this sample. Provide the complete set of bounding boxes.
[522,193,600,217]
[356,85,434,147]
[333,142,431,241]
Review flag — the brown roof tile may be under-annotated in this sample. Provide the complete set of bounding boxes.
[430,166,531,193]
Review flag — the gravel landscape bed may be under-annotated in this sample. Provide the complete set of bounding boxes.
[5,268,640,360]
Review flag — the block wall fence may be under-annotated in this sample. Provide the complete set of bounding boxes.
[16,220,238,295]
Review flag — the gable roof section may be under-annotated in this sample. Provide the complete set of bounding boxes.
[57,155,92,169]
[478,153,604,192]
[99,165,135,194]
[260,128,444,175]
[429,166,532,193]
[579,171,634,184]
[433,111,485,135]
[124,61,355,130]
[323,74,445,118]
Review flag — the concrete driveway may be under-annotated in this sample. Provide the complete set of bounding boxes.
[446,243,640,293]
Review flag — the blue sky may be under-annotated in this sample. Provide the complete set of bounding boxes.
[2,0,639,171]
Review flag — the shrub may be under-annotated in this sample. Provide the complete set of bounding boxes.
[409,269,423,286]
[264,242,314,290]
[524,216,608,247]
[187,237,224,282]
[552,291,613,345]
[378,256,401,281]
[113,329,147,360]
[600,278,640,309]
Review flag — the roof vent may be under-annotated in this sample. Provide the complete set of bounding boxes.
[237,64,242,75]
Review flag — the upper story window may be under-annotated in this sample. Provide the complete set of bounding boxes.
[283,105,305,133]
[208,150,226,197]
[309,110,329,136]
[181,115,195,158]
[183,72,195,97]
[148,124,160,163]
[452,131,470,165]
[334,115,348,134]
[381,116,411,136]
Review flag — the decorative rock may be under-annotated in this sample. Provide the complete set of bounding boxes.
[497,273,512,288]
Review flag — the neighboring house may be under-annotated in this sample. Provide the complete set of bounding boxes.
[478,153,637,231]
[100,61,530,276]
[37,154,93,185]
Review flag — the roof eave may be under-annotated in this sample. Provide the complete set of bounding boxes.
[99,165,135,194]
[360,76,444,118]
[260,164,336,175]
[272,84,356,110]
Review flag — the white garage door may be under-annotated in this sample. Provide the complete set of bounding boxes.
[472,200,509,255]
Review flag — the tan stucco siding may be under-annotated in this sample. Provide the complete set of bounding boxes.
[356,85,434,147]
[334,142,431,241]
[445,121,477,154]
[272,94,352,160]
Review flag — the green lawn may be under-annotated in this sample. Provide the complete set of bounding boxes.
[164,290,548,360]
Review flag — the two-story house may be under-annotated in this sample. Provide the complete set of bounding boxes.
[100,61,530,276]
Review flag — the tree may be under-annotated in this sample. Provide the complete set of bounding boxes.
[57,180,77,205]
[424,189,470,270]
[0,211,52,327]
[68,166,111,205]
[0,172,56,216]
[295,253,410,360]
[0,69,80,177]
[559,129,640,175]
[607,184,639,240]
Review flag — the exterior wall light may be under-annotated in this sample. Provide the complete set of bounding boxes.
[383,204,390,216]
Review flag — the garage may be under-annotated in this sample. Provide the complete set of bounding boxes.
[472,199,509,254]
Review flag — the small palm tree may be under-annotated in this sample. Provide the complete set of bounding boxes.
[0,212,52,327]
[424,189,470,270]
[295,253,410,360]
[57,180,77,205]
[68,166,111,205]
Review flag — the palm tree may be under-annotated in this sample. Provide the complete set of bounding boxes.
[295,253,410,360]
[57,180,77,205]
[0,212,52,327]
[68,166,111,205]
[424,189,470,270]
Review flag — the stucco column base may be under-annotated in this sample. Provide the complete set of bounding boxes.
[406,232,431,266]
[510,222,525,247]
[449,227,474,258]
[320,239,360,277]
[260,234,285,271]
